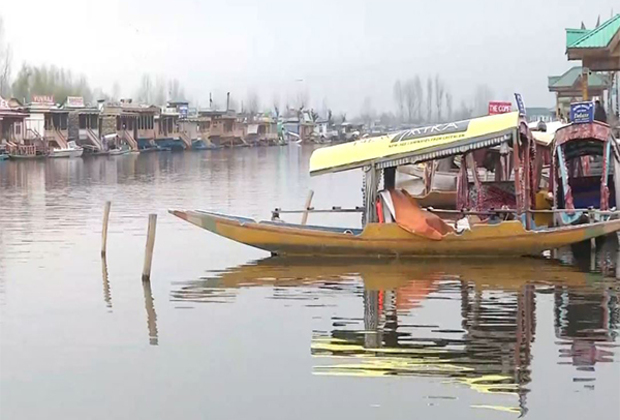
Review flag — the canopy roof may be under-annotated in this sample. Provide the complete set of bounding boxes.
[554,121,613,147]
[309,112,525,176]
[548,66,610,92]
[529,121,568,147]
[566,15,620,49]
[566,15,620,71]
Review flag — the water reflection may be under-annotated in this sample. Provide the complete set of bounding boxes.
[172,258,619,417]
[101,255,112,310]
[142,279,159,346]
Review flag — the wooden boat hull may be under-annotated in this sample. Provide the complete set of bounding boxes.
[169,209,620,257]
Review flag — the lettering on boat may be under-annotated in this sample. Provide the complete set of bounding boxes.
[390,121,470,144]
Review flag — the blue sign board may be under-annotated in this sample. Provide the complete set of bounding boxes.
[179,105,188,119]
[514,93,526,116]
[569,101,594,123]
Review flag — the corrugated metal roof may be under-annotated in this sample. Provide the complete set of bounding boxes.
[548,66,609,88]
[566,29,589,47]
[567,14,620,49]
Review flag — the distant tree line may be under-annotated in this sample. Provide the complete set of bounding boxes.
[390,75,495,126]
[0,17,11,97]
[136,74,186,106]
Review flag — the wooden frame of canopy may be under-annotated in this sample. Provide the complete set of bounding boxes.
[355,118,537,230]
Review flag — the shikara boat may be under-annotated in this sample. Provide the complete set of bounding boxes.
[171,111,620,257]
[550,118,620,225]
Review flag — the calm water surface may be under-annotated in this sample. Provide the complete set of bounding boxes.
[1,147,619,419]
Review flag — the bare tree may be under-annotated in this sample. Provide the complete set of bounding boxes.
[272,93,280,118]
[426,76,433,122]
[393,80,404,122]
[456,100,473,120]
[360,96,375,127]
[0,17,12,97]
[247,90,260,116]
[111,81,121,101]
[168,78,185,102]
[434,74,445,122]
[154,77,166,106]
[295,90,309,109]
[446,92,453,121]
[413,75,423,122]
[137,74,153,104]
[472,84,494,117]
[403,80,415,123]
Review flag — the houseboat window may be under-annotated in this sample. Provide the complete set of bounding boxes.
[45,115,51,130]
[79,114,86,129]
[15,123,21,136]
[128,118,134,130]
[224,121,233,132]
[61,115,68,130]
[116,117,121,130]
[91,115,98,129]
[167,119,173,133]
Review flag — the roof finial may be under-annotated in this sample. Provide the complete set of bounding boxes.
[596,15,601,28]
[580,21,586,30]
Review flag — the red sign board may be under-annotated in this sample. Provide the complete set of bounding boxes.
[32,95,54,104]
[488,101,512,115]
[66,96,85,108]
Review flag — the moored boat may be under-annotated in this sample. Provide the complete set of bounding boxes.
[171,111,620,257]
[49,141,84,158]
[108,147,131,156]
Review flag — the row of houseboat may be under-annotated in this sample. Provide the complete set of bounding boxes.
[0,95,361,159]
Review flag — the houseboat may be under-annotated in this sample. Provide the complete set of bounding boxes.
[245,117,278,146]
[155,108,188,150]
[201,110,246,148]
[64,96,103,152]
[99,100,159,151]
[0,96,29,156]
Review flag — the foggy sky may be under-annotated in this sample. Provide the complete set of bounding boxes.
[2,0,617,114]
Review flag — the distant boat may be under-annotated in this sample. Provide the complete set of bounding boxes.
[0,153,8,161]
[49,141,84,158]
[109,147,130,156]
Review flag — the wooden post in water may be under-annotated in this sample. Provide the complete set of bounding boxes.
[301,190,314,226]
[101,201,111,256]
[142,214,157,281]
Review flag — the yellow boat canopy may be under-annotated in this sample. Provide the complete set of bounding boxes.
[310,111,525,176]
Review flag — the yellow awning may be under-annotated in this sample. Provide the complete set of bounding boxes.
[310,112,522,175]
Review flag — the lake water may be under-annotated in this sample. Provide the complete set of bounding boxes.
[1,147,619,420]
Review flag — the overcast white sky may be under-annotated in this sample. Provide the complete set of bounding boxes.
[2,0,617,114]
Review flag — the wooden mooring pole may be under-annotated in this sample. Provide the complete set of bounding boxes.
[142,214,158,281]
[101,201,111,256]
[301,190,314,226]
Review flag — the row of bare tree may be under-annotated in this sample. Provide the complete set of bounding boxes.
[392,75,494,125]
[0,18,11,97]
[136,74,186,106]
